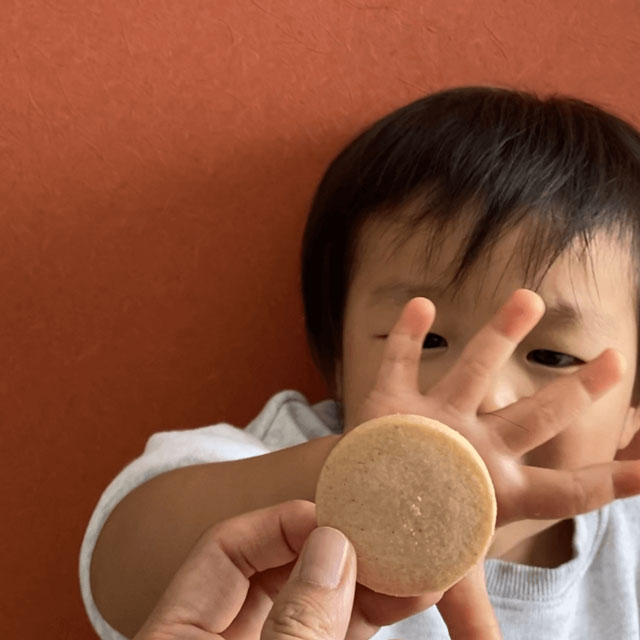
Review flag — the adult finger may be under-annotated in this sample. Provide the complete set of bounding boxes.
[437,564,502,639]
[373,297,436,396]
[136,500,316,638]
[347,583,442,638]
[429,290,544,416]
[501,459,640,522]
[246,553,443,639]
[261,526,357,640]
[224,563,295,640]
[492,348,625,456]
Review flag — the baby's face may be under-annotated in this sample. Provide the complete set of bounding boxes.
[337,215,639,555]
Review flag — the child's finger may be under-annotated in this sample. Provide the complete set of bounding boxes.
[490,349,626,456]
[373,297,435,396]
[428,289,545,416]
[502,459,640,523]
[437,563,502,639]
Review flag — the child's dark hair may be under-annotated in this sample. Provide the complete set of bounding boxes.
[301,86,640,401]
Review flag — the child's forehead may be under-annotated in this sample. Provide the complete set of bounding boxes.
[353,216,636,311]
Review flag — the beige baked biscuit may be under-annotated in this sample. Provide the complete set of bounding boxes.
[315,414,496,596]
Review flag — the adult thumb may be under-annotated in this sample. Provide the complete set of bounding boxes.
[262,526,357,640]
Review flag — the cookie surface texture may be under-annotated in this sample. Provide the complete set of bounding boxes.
[315,414,496,596]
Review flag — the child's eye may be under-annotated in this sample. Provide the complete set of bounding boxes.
[417,335,584,368]
[526,350,585,368]
[422,333,447,349]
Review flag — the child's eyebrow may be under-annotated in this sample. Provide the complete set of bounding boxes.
[369,282,619,337]
[541,300,618,337]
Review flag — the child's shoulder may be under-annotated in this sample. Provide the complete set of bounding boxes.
[244,389,341,447]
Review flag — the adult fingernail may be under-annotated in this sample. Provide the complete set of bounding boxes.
[297,526,349,589]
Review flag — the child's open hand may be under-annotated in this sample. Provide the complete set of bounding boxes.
[351,289,640,526]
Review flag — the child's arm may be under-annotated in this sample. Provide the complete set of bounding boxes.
[90,433,340,638]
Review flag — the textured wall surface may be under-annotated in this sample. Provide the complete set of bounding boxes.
[2,0,640,636]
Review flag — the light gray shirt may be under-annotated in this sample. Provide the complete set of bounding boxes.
[80,390,640,639]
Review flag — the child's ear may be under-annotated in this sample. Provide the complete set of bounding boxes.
[615,406,640,460]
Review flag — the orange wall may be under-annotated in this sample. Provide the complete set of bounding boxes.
[2,1,640,636]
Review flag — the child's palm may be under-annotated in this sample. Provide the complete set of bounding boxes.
[352,290,640,526]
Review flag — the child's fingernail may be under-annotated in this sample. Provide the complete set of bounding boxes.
[297,526,349,589]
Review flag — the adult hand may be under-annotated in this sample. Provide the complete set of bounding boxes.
[350,289,640,525]
[134,500,500,639]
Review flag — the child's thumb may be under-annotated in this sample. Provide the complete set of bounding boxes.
[262,526,357,640]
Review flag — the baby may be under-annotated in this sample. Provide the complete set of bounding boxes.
[81,86,640,639]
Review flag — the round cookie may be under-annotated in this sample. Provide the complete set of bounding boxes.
[315,414,496,596]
